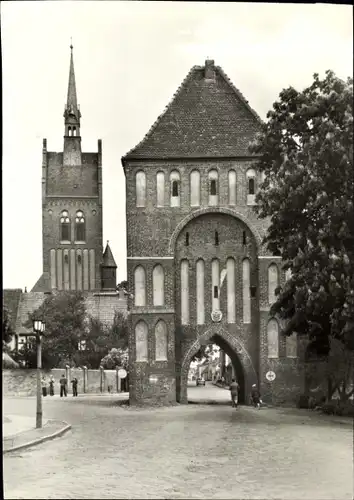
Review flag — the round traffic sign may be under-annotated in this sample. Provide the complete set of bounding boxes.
[118,368,127,379]
[266,370,276,382]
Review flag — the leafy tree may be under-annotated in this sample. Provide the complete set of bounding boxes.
[191,343,219,362]
[100,347,128,370]
[250,70,353,399]
[3,306,15,350]
[21,292,87,369]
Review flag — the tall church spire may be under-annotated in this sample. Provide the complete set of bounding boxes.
[67,43,78,112]
[63,43,82,165]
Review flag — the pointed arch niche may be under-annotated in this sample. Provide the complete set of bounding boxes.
[135,320,148,362]
[134,266,146,306]
[153,264,164,306]
[155,320,168,361]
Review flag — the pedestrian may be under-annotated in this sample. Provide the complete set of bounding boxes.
[49,375,55,396]
[59,374,68,397]
[221,376,225,386]
[251,384,261,409]
[71,377,78,397]
[41,375,47,397]
[229,378,240,408]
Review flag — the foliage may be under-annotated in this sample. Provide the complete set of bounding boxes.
[249,70,354,357]
[20,292,87,369]
[3,306,15,350]
[117,280,128,291]
[100,347,128,370]
[191,343,219,362]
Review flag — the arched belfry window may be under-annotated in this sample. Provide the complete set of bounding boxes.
[60,210,71,242]
[208,170,219,205]
[75,211,85,242]
[136,171,146,207]
[228,170,237,205]
[246,169,256,205]
[170,170,180,207]
[156,171,165,207]
[68,126,72,137]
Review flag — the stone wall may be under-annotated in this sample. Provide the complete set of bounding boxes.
[3,368,126,397]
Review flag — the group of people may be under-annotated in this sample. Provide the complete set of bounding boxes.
[41,374,79,397]
[229,379,262,409]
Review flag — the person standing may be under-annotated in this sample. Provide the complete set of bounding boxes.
[41,375,47,397]
[59,374,68,397]
[71,377,78,397]
[49,375,55,396]
[251,384,261,409]
[229,378,240,408]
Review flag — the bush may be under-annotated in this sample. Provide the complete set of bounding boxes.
[297,394,310,409]
[321,401,354,417]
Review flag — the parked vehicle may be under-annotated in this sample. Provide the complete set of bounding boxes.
[196,378,205,386]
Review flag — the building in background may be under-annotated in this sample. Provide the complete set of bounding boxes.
[123,59,301,406]
[3,46,127,348]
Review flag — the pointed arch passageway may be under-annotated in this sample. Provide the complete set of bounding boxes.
[177,325,258,405]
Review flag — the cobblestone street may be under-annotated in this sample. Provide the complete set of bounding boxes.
[4,385,353,500]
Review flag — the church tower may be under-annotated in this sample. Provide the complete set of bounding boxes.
[32,45,104,292]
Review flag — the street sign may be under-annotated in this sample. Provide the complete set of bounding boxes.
[211,310,222,323]
[266,370,276,382]
[118,369,127,379]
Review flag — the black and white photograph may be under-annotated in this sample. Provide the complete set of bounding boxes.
[2,1,353,499]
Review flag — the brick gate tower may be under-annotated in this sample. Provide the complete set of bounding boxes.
[122,60,301,406]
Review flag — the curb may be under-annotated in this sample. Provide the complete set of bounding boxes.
[3,421,72,455]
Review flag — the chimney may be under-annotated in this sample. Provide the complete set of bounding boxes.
[205,59,215,81]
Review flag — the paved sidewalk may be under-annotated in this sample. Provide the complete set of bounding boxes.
[3,414,47,438]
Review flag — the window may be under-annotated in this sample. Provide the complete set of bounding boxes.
[156,172,165,207]
[77,254,82,265]
[185,232,189,246]
[211,259,220,311]
[190,170,200,206]
[246,169,256,205]
[172,181,178,197]
[136,171,146,207]
[75,211,85,242]
[170,171,180,207]
[243,231,247,245]
[227,258,236,323]
[228,170,237,205]
[250,286,257,298]
[181,260,189,324]
[196,259,205,325]
[215,231,219,246]
[135,321,148,361]
[134,266,146,306]
[208,170,219,205]
[214,286,219,298]
[267,319,279,358]
[153,264,164,306]
[64,254,69,264]
[155,320,168,361]
[242,258,251,323]
[60,210,70,241]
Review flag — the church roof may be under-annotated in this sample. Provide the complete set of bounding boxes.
[123,60,263,161]
[102,242,117,268]
[16,292,46,334]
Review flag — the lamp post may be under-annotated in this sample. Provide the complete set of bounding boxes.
[33,318,46,429]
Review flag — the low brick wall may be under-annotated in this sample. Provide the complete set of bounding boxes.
[3,368,126,397]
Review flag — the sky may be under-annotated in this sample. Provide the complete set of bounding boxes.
[2,1,353,290]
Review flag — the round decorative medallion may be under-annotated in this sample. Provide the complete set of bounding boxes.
[265,370,276,382]
[211,310,222,323]
[92,209,97,216]
[48,209,53,215]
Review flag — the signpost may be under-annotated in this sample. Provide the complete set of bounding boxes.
[118,368,127,379]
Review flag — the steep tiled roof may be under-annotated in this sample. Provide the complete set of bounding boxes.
[3,289,22,331]
[16,292,46,334]
[123,61,263,161]
[31,273,50,293]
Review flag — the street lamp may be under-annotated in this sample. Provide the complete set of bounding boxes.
[33,318,46,429]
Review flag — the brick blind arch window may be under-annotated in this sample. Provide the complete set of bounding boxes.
[196,259,205,325]
[208,169,219,206]
[170,170,180,207]
[136,171,146,207]
[180,259,189,324]
[156,171,165,207]
[267,319,279,358]
[242,258,251,323]
[286,332,297,358]
[135,320,148,361]
[155,320,168,361]
[246,168,256,205]
[190,170,200,206]
[227,257,236,323]
[153,264,164,306]
[60,210,71,242]
[211,258,220,311]
[75,211,86,242]
[134,266,146,306]
[228,170,237,205]
[268,264,279,305]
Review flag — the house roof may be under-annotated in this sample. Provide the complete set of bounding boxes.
[3,289,23,332]
[123,60,263,161]
[16,292,46,334]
